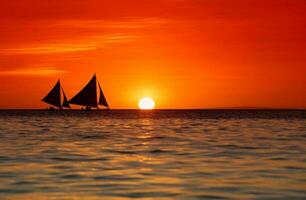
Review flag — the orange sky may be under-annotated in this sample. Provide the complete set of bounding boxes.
[0,0,305,109]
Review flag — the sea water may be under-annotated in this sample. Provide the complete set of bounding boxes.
[0,110,305,199]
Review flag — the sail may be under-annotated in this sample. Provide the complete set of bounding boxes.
[69,75,98,107]
[62,88,70,108]
[98,82,109,108]
[42,80,62,108]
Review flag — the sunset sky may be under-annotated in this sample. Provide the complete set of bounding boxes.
[0,0,305,109]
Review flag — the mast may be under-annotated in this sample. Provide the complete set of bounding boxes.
[42,80,62,109]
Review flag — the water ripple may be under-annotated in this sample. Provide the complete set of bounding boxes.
[0,110,305,199]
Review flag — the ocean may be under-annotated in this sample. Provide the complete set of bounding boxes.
[0,110,305,199]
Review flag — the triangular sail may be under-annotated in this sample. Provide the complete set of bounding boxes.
[61,88,70,108]
[69,75,97,107]
[98,82,109,108]
[42,80,62,108]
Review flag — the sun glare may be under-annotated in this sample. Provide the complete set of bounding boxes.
[138,97,155,110]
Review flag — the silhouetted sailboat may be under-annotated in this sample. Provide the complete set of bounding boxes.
[69,74,109,109]
[42,80,70,109]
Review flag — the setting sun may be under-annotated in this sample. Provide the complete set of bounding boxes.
[138,97,155,110]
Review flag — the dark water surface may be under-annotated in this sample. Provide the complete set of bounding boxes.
[0,110,305,199]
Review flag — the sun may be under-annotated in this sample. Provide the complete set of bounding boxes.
[138,97,155,110]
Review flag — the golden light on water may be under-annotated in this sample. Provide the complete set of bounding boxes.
[138,97,155,110]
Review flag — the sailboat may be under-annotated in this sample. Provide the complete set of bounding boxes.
[42,80,70,109]
[69,74,109,110]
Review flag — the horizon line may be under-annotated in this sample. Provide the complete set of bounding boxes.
[0,107,305,111]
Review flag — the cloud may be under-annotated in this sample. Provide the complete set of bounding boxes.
[0,18,168,55]
[0,34,136,54]
[0,68,67,76]
[53,18,169,29]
